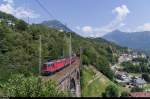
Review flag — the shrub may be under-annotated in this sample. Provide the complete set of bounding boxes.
[2,74,67,97]
[102,84,119,97]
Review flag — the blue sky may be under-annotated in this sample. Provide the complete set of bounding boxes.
[0,0,150,37]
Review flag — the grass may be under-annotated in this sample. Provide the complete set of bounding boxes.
[81,65,129,97]
[128,73,141,77]
[82,66,96,83]
[143,84,150,91]
[84,77,108,96]
[0,88,4,97]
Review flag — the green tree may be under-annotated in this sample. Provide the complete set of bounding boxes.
[142,73,150,82]
[131,87,144,92]
[15,20,28,31]
[2,74,67,97]
[102,84,119,97]
[120,91,129,97]
[96,56,114,80]
[82,54,90,65]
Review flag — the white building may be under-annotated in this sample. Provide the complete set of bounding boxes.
[133,78,147,88]
[118,54,132,63]
[141,53,146,58]
[7,20,15,26]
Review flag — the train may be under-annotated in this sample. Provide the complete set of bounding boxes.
[41,54,77,75]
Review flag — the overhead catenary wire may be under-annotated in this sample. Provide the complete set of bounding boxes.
[25,0,30,24]
[35,0,55,19]
[34,0,73,74]
[35,0,72,45]
[35,0,70,30]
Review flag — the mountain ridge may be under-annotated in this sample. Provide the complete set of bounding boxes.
[102,30,150,55]
[41,20,73,32]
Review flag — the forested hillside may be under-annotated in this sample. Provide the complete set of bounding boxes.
[0,11,127,83]
[41,20,73,32]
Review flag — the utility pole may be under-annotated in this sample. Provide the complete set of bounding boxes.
[70,31,72,66]
[63,31,65,58]
[64,23,72,67]
[26,0,29,25]
[59,29,65,58]
[63,30,67,58]
[39,35,42,75]
[79,47,83,97]
[80,47,83,70]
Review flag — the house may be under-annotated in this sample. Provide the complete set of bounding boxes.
[115,71,129,81]
[129,92,150,97]
[141,54,146,58]
[6,20,15,26]
[132,52,138,58]
[118,54,132,63]
[132,77,147,88]
[0,18,4,23]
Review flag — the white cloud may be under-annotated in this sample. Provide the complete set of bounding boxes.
[75,5,130,37]
[121,23,150,33]
[113,5,130,21]
[3,0,14,4]
[82,26,93,33]
[136,23,150,32]
[0,3,14,14]
[120,23,126,27]
[15,7,39,18]
[0,0,39,19]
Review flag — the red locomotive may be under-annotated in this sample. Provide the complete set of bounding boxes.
[41,54,76,75]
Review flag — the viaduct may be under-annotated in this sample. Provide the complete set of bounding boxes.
[42,57,81,97]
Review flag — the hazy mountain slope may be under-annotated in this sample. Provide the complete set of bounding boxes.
[41,20,73,32]
[102,30,150,54]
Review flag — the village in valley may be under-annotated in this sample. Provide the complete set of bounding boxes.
[111,49,150,96]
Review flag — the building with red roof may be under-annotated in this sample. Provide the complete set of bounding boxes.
[129,92,150,97]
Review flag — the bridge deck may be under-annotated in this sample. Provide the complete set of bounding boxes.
[41,57,80,83]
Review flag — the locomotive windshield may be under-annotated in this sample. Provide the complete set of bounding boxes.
[48,64,52,66]
[44,62,53,67]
